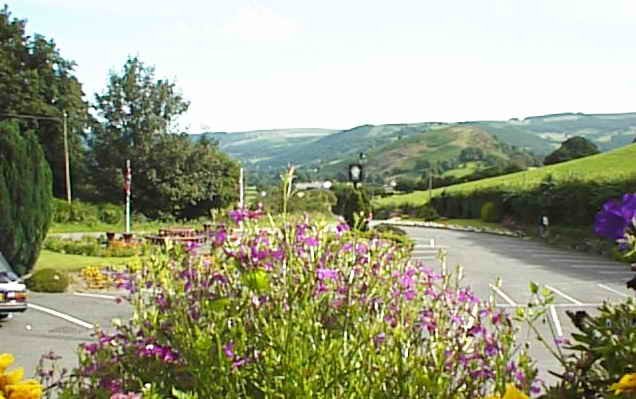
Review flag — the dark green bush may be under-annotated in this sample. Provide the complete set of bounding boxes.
[480,201,501,222]
[332,184,371,230]
[373,203,439,221]
[52,198,123,225]
[26,268,69,293]
[432,175,636,226]
[43,237,143,257]
[0,121,52,276]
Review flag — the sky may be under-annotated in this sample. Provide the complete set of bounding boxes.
[8,0,636,132]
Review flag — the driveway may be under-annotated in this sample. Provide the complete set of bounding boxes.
[403,226,634,383]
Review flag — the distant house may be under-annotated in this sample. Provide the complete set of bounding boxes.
[295,181,329,191]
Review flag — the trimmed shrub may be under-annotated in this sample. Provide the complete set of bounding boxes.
[480,201,501,222]
[0,121,53,275]
[26,268,69,293]
[52,198,123,225]
[332,184,371,230]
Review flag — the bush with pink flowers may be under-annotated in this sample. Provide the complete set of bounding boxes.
[51,170,538,398]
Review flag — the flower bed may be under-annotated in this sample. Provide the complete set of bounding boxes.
[44,206,541,398]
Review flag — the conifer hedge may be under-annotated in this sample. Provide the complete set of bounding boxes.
[0,121,53,275]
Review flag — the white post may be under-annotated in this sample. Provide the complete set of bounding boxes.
[63,112,72,204]
[239,167,244,208]
[125,159,131,233]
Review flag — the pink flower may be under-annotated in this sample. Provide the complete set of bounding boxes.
[316,268,338,281]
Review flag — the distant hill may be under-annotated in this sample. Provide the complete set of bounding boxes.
[192,112,636,184]
[375,143,636,207]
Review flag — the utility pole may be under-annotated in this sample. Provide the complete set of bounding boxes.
[63,112,71,204]
[125,160,131,233]
[0,112,72,203]
[239,167,244,208]
[428,169,433,202]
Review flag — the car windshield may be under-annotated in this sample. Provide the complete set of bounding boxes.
[0,251,18,283]
[0,271,18,284]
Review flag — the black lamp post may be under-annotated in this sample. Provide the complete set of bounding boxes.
[348,153,365,189]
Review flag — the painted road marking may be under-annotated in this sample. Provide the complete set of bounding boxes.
[597,284,631,298]
[73,292,119,300]
[549,305,563,337]
[489,284,518,306]
[28,303,94,329]
[545,285,583,305]
[496,303,602,308]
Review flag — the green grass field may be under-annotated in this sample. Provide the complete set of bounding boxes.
[375,143,636,207]
[35,250,133,272]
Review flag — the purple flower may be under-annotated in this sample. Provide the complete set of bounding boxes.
[223,341,235,359]
[373,332,386,347]
[304,236,319,247]
[317,268,338,281]
[594,193,636,240]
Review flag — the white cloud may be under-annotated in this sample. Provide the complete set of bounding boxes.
[223,5,299,41]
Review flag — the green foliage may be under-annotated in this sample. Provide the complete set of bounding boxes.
[90,57,239,218]
[26,268,69,293]
[261,188,337,215]
[332,184,371,229]
[377,144,636,212]
[58,216,538,398]
[0,121,52,275]
[480,201,501,223]
[44,237,146,258]
[611,246,636,263]
[521,291,636,398]
[373,202,439,221]
[0,6,92,198]
[432,175,636,226]
[52,199,124,226]
[544,136,600,165]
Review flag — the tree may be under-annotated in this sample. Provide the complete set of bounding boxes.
[91,57,239,218]
[90,56,190,202]
[544,136,599,165]
[0,6,92,198]
[132,134,240,219]
[0,121,52,275]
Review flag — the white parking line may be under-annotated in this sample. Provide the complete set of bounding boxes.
[489,284,518,306]
[545,285,583,305]
[597,284,631,298]
[549,305,563,337]
[28,303,94,329]
[496,303,602,308]
[73,292,119,300]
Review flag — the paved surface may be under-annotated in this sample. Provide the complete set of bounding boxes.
[404,226,634,383]
[3,227,634,387]
[0,292,131,379]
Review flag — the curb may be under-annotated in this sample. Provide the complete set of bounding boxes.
[371,220,526,238]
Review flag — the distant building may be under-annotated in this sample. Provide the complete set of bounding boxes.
[295,181,328,191]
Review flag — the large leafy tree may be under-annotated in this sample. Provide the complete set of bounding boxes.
[91,57,239,217]
[0,5,91,199]
[544,136,600,165]
[0,121,52,275]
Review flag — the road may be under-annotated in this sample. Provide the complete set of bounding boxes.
[404,226,634,382]
[2,226,634,387]
[0,292,131,379]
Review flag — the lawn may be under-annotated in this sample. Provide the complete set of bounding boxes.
[375,143,636,207]
[35,250,133,272]
[49,220,203,234]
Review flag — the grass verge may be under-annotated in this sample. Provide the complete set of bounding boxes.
[35,250,133,272]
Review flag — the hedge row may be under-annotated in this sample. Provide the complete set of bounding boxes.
[52,198,123,225]
[431,175,636,226]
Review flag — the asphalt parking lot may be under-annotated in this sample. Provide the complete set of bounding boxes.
[405,226,634,382]
[1,226,633,387]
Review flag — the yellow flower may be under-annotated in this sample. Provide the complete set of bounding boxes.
[0,355,14,373]
[483,384,529,399]
[610,373,636,394]
[0,368,24,391]
[4,380,42,399]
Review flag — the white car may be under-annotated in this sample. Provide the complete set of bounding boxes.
[0,253,27,320]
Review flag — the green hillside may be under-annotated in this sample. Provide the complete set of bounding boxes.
[193,112,636,185]
[315,125,537,181]
[375,143,636,207]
